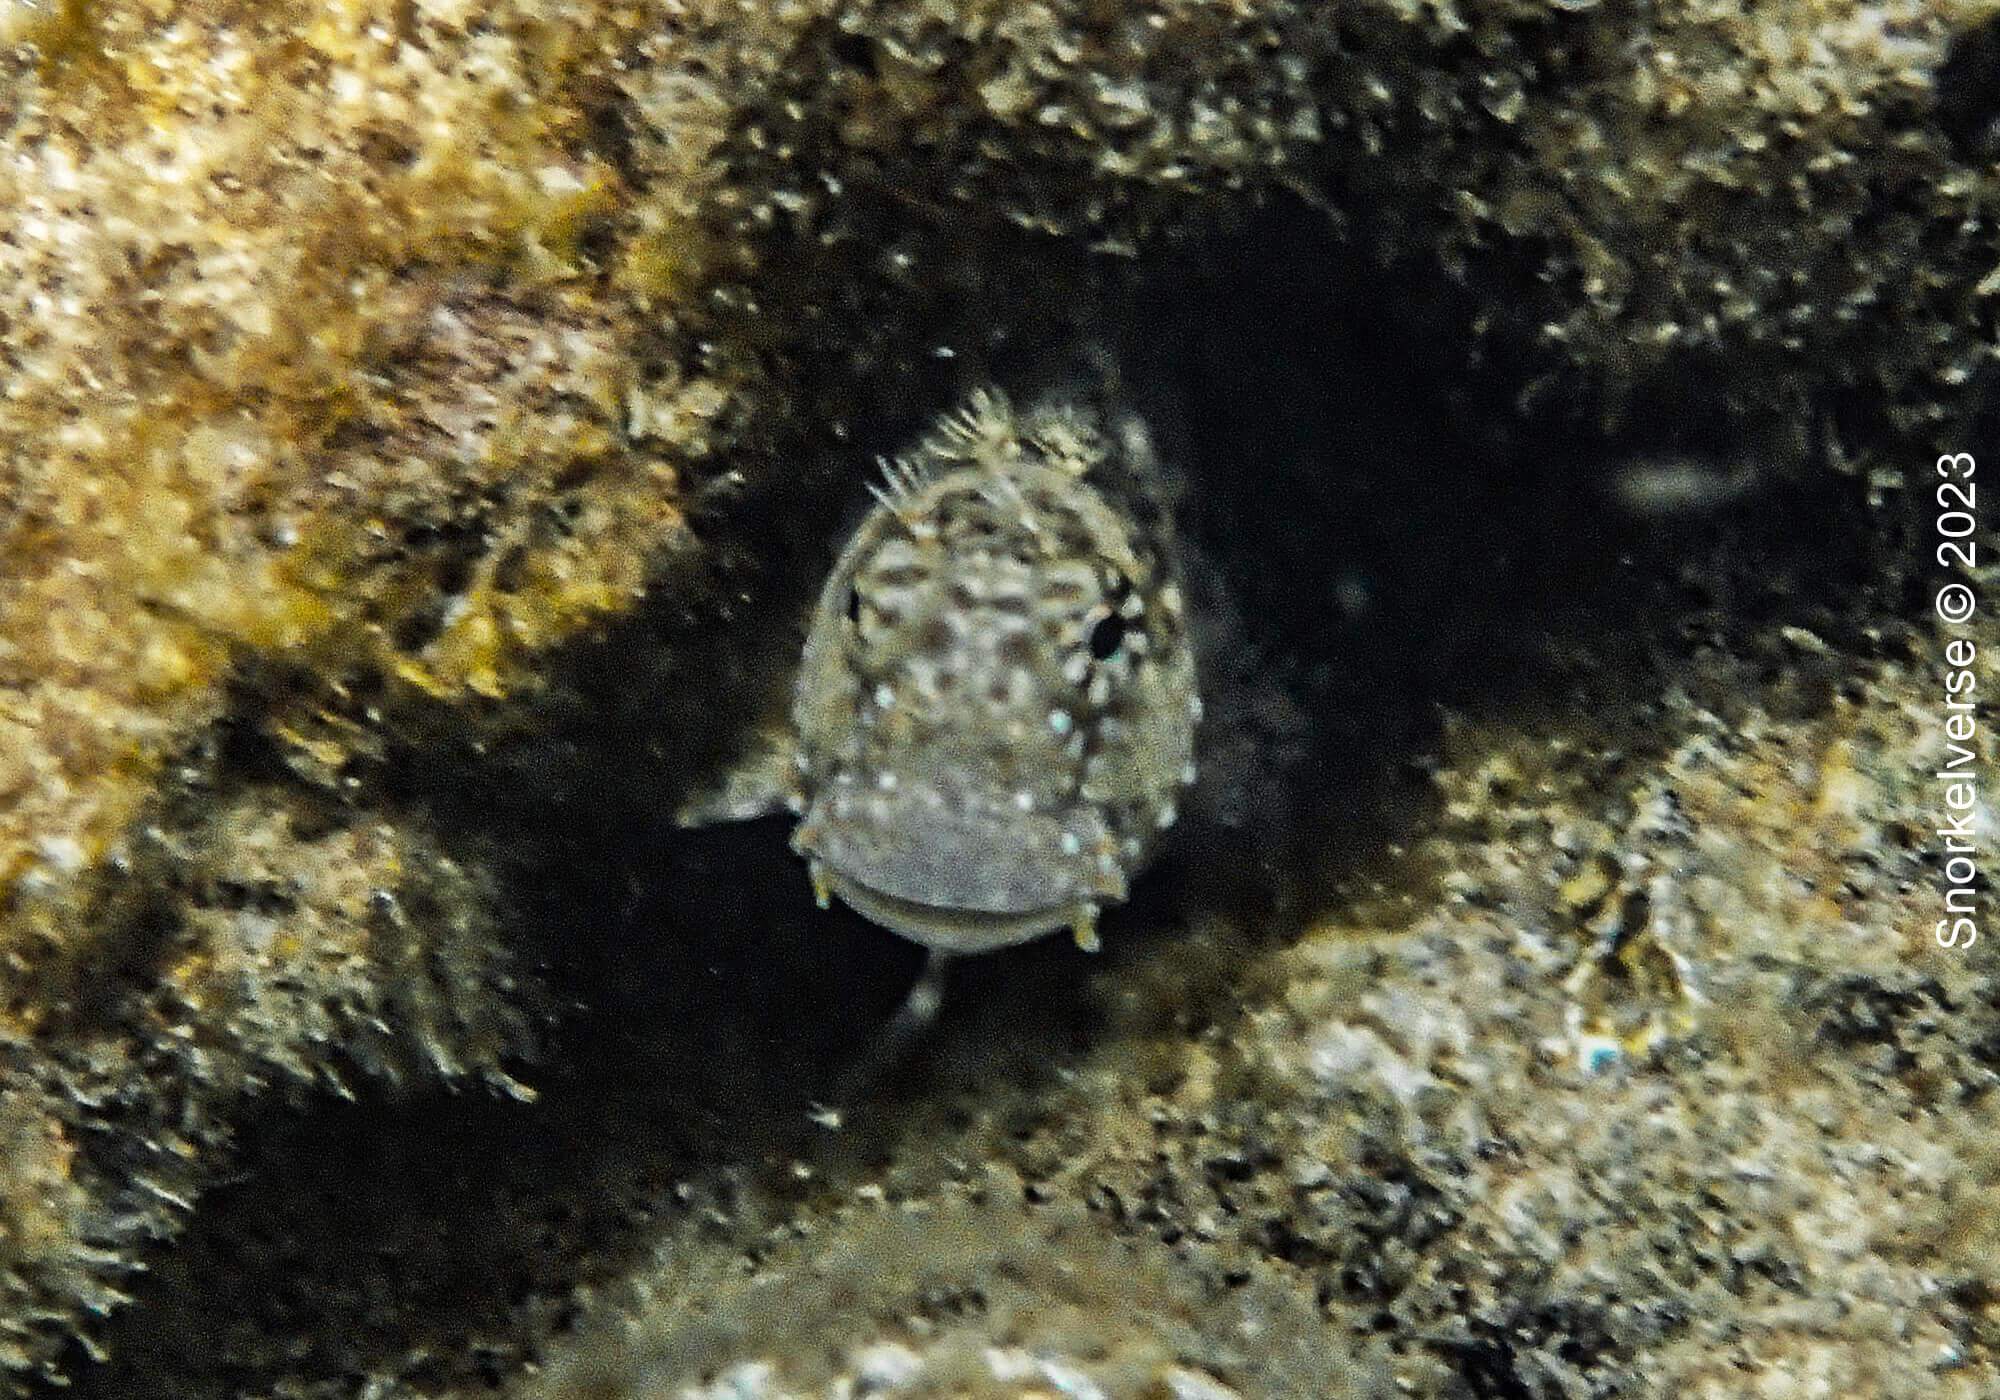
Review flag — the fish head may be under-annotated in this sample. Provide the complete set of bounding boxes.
[790,392,1198,953]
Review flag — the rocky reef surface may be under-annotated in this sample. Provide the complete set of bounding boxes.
[1,0,1997,1395]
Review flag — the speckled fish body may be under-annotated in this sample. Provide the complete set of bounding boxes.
[790,383,1200,953]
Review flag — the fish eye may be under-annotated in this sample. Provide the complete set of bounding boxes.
[1088,612,1126,660]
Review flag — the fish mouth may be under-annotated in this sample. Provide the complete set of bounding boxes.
[790,780,1125,952]
[810,862,1090,954]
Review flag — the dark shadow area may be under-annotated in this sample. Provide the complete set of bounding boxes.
[55,199,1896,1399]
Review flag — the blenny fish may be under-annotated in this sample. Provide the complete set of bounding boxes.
[684,369,1202,956]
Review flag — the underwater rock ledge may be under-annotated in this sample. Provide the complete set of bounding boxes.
[1,0,1996,1393]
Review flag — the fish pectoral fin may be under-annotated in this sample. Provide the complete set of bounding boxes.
[1069,903,1101,953]
[671,721,803,827]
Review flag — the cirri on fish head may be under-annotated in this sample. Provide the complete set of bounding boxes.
[789,385,1200,954]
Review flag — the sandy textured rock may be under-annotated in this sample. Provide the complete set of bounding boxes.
[1,0,1997,1392]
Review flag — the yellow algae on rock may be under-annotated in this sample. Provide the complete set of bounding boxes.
[0,0,704,1382]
